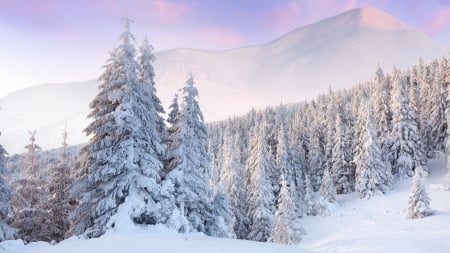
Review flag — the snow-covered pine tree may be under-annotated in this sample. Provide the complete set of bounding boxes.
[70,19,165,238]
[320,167,336,204]
[445,65,450,175]
[165,75,225,236]
[284,107,308,216]
[47,127,73,242]
[417,59,435,157]
[270,178,303,245]
[373,66,394,169]
[246,125,275,242]
[390,69,423,179]
[208,188,235,238]
[138,36,167,146]
[220,130,249,239]
[355,102,392,198]
[304,173,317,216]
[332,101,355,194]
[325,91,337,185]
[275,114,295,199]
[24,130,42,186]
[12,131,54,243]
[428,57,448,153]
[307,99,326,191]
[0,135,14,241]
[407,166,431,219]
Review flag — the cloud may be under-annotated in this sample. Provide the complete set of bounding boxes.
[260,0,388,32]
[196,26,243,48]
[423,7,450,35]
[151,0,190,21]
[0,0,65,31]
[0,0,192,32]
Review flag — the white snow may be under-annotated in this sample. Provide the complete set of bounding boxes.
[1,225,312,253]
[301,157,450,253]
[0,7,445,154]
[3,158,450,253]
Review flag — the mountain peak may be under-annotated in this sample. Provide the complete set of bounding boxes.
[356,6,409,31]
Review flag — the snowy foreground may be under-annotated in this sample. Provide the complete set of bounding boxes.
[2,159,450,253]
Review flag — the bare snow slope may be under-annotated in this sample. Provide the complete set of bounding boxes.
[300,157,450,253]
[2,159,450,253]
[0,7,445,153]
[1,226,313,253]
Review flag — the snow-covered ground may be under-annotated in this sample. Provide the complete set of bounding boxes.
[0,226,312,253]
[2,158,449,253]
[302,157,450,253]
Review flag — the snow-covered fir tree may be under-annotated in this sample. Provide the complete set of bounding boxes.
[304,173,317,216]
[0,135,14,241]
[428,57,448,153]
[373,66,394,166]
[275,115,297,203]
[12,131,54,243]
[270,178,303,245]
[208,188,235,238]
[407,166,431,219]
[165,75,228,236]
[246,125,275,242]
[70,19,165,238]
[319,167,336,204]
[47,127,73,242]
[307,99,326,191]
[390,69,423,179]
[138,36,167,146]
[220,130,249,239]
[332,102,355,194]
[355,103,392,198]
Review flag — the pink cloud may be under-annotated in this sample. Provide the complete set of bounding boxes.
[423,7,450,35]
[263,0,301,31]
[151,0,190,21]
[261,0,387,33]
[197,26,243,48]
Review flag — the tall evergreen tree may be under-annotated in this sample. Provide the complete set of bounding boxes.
[47,127,73,242]
[270,178,303,245]
[0,134,14,241]
[373,66,394,169]
[278,112,306,217]
[12,131,53,243]
[70,19,165,238]
[390,69,423,179]
[138,36,167,145]
[208,188,235,238]
[304,173,317,216]
[320,165,336,204]
[332,102,355,194]
[355,103,392,198]
[246,125,275,242]
[165,76,225,236]
[428,57,448,153]
[307,100,326,191]
[220,131,249,239]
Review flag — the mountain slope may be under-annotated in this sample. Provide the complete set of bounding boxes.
[0,7,446,153]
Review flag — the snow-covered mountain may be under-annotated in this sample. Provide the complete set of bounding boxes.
[0,6,445,154]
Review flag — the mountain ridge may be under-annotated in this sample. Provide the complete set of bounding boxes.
[0,6,446,154]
